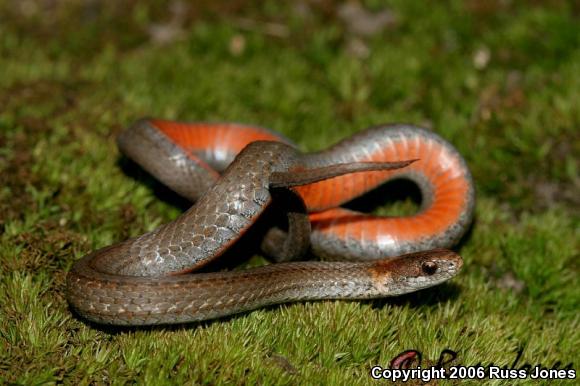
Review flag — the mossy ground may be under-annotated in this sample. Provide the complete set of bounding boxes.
[0,1,578,385]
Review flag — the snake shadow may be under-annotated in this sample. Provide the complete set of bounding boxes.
[368,282,462,310]
[118,156,192,211]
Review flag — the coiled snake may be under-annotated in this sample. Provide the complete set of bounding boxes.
[66,120,474,325]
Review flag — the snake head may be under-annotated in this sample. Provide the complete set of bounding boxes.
[370,249,463,295]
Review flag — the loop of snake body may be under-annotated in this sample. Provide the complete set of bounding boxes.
[66,120,474,325]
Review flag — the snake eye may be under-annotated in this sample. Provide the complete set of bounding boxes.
[421,261,438,275]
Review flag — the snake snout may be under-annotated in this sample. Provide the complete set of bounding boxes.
[369,249,463,295]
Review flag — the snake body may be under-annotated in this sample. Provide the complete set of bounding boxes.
[66,121,473,326]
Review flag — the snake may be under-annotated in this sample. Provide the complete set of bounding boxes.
[66,120,474,325]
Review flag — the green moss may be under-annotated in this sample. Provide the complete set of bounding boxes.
[0,1,577,384]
